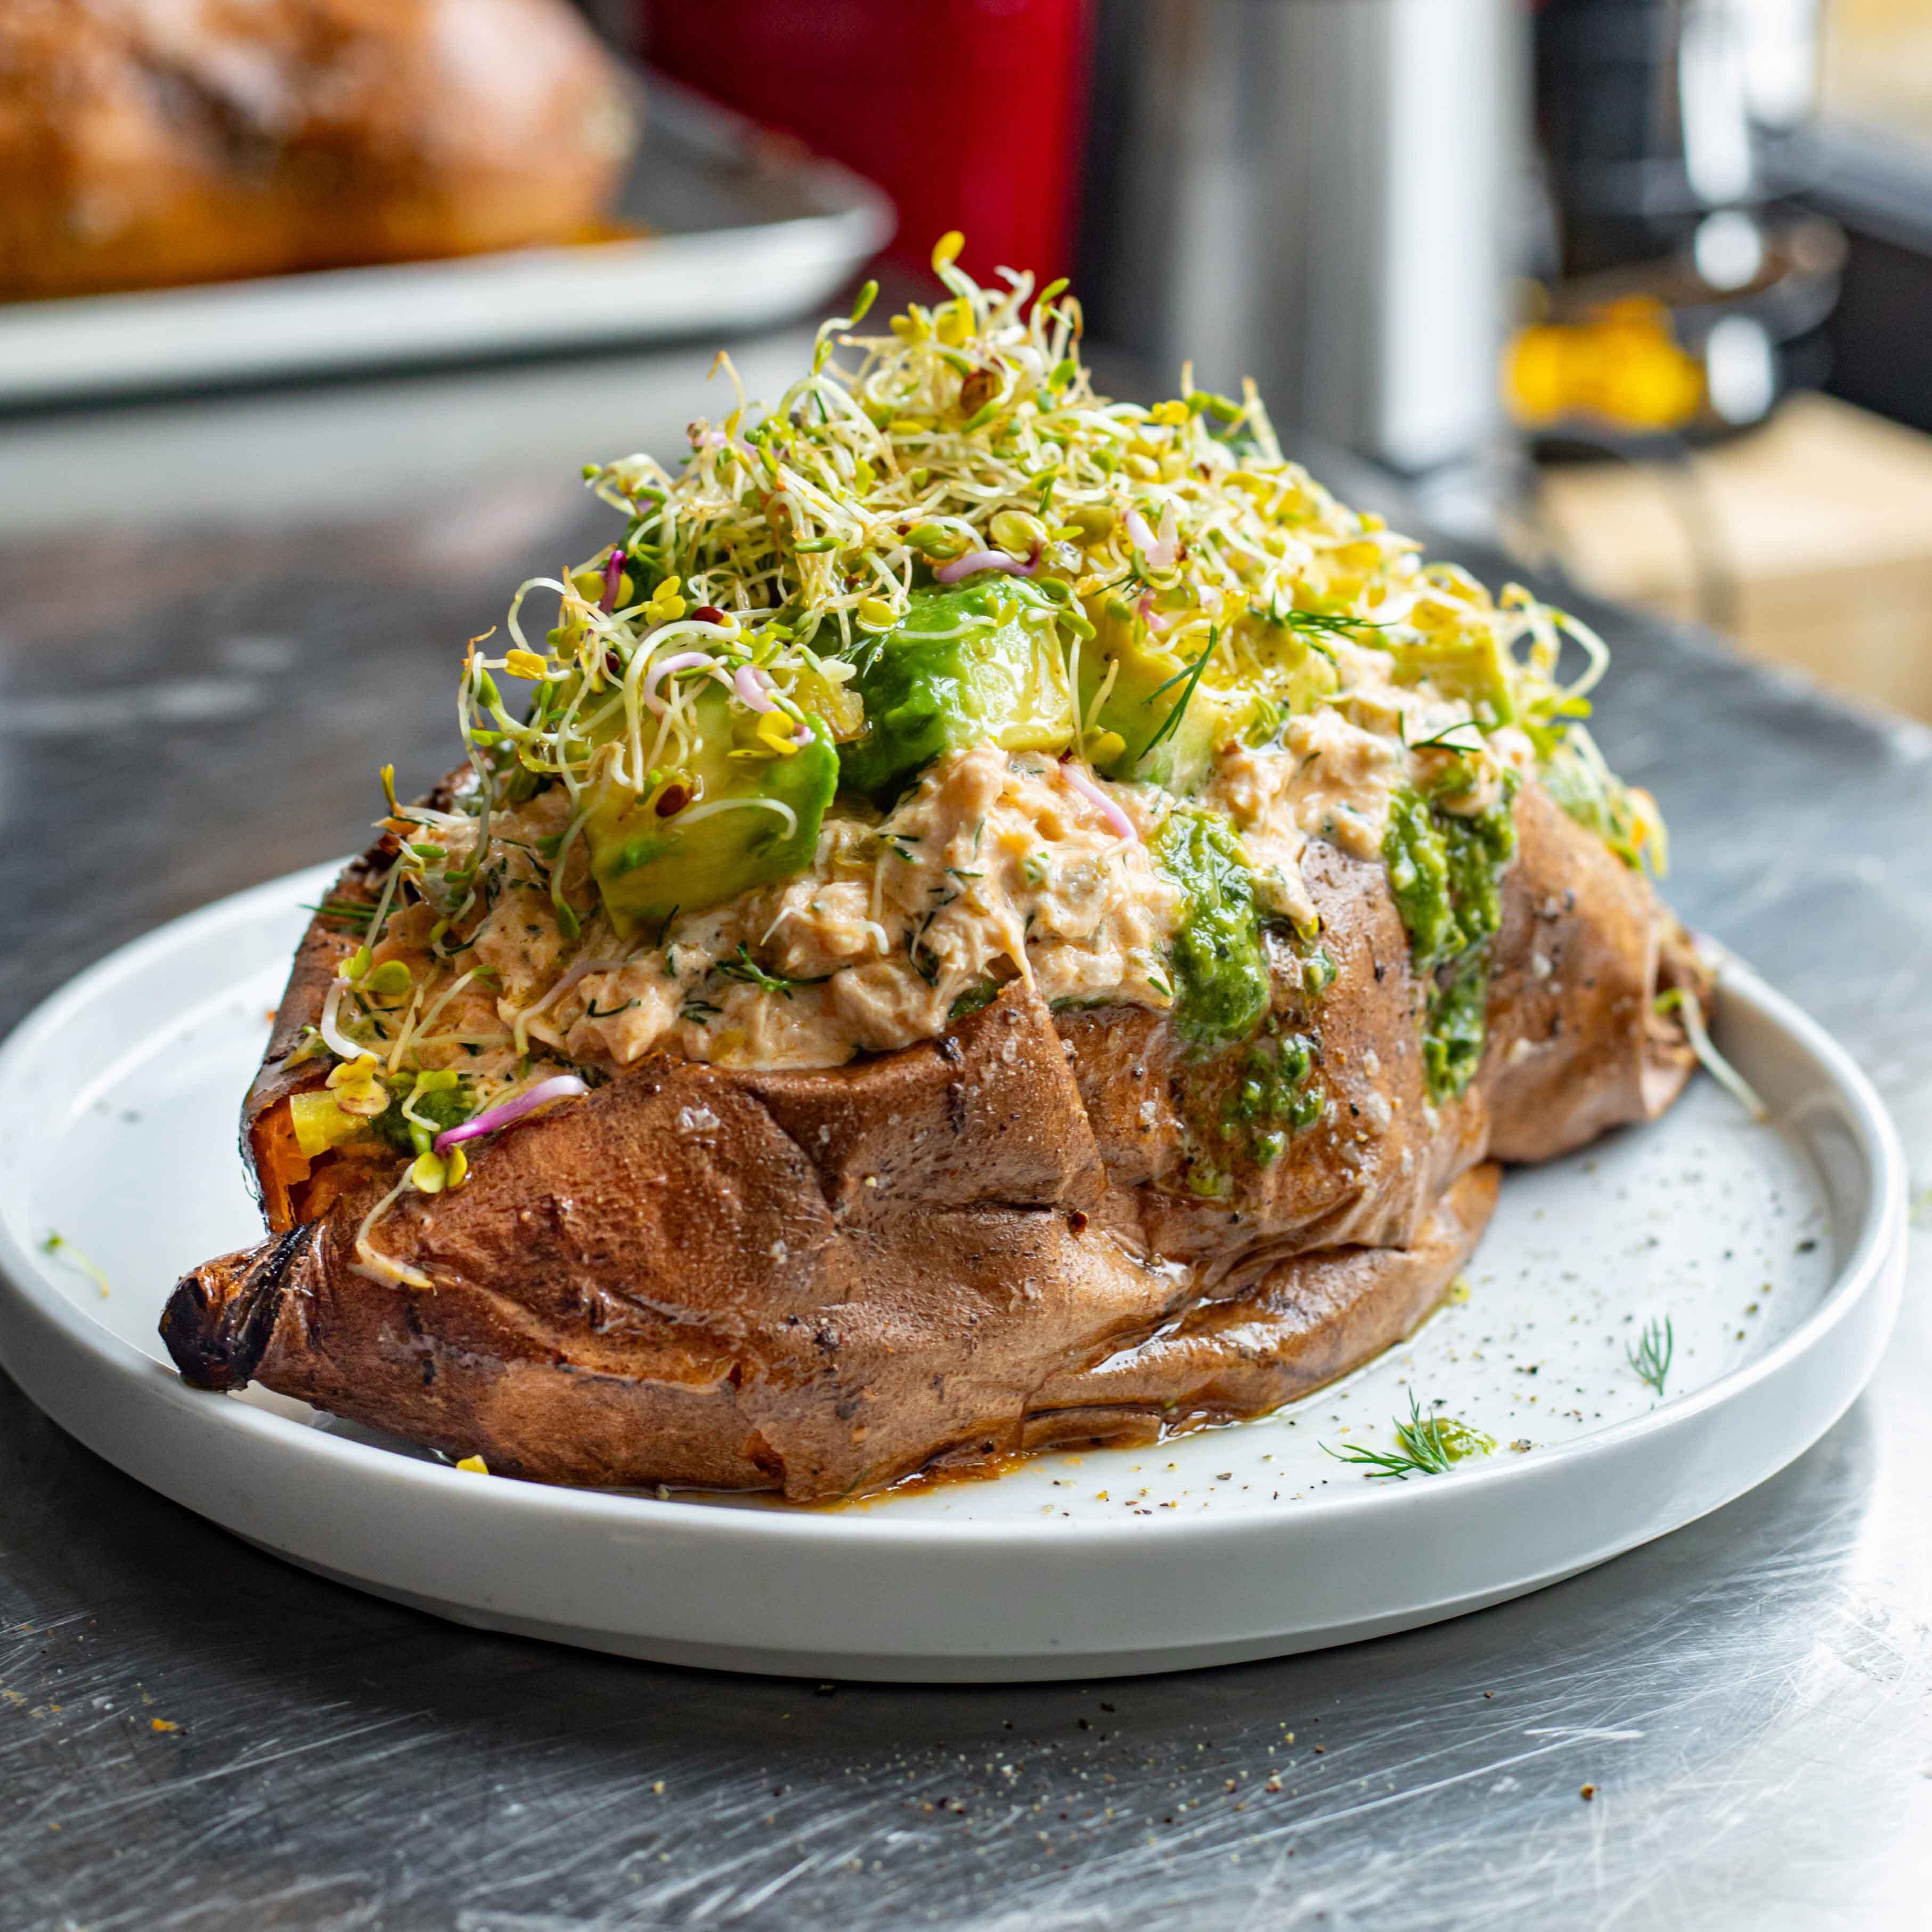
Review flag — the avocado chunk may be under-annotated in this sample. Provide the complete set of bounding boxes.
[1240,606,1344,718]
[838,577,1075,804]
[585,683,838,936]
[1383,627,1514,728]
[1077,616,1245,793]
[1077,603,1333,793]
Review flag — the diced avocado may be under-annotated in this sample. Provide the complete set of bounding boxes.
[1078,603,1330,793]
[1383,628,1514,729]
[837,577,1074,803]
[786,659,866,743]
[1238,608,1344,718]
[1077,618,1246,794]
[585,683,838,936]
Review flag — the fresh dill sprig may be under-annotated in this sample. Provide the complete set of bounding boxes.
[904,907,949,986]
[715,943,828,999]
[1403,720,1486,755]
[1323,1390,1494,1480]
[1142,647,1212,706]
[1139,630,1217,758]
[1627,1316,1674,1397]
[584,997,640,1019]
[1281,609,1388,640]
[308,898,377,927]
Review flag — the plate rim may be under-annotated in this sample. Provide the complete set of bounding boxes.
[0,863,1908,1559]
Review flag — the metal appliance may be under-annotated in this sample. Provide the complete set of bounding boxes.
[1078,0,1523,479]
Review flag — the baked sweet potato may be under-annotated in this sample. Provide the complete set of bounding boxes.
[164,778,1699,1499]
[161,246,1706,1499]
[0,0,637,300]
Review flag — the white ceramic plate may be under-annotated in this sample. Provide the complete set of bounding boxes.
[0,866,1905,1682]
[0,74,893,409]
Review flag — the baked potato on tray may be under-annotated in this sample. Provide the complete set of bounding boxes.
[163,239,1706,1502]
[0,0,637,301]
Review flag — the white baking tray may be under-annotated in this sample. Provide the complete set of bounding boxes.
[0,70,893,409]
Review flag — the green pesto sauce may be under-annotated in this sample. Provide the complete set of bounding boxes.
[1147,805,1334,1193]
[1221,1024,1324,1167]
[369,1083,469,1156]
[1382,775,1518,1103]
[1150,806,1271,1053]
[1301,941,1339,997]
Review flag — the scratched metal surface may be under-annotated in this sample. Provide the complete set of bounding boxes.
[0,332,1928,1932]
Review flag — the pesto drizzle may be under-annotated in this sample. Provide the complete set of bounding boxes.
[1383,776,1519,1103]
[1221,1025,1324,1167]
[1149,806,1271,1053]
[1150,806,1331,1192]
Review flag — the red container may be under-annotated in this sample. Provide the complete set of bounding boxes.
[640,0,1094,284]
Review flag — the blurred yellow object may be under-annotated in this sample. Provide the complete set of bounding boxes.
[1508,298,1706,432]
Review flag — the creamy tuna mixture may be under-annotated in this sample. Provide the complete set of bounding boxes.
[343,633,1540,1083]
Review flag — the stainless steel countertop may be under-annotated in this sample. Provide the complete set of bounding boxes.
[0,337,1927,1931]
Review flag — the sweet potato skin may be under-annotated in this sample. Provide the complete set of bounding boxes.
[164,780,1701,1501]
